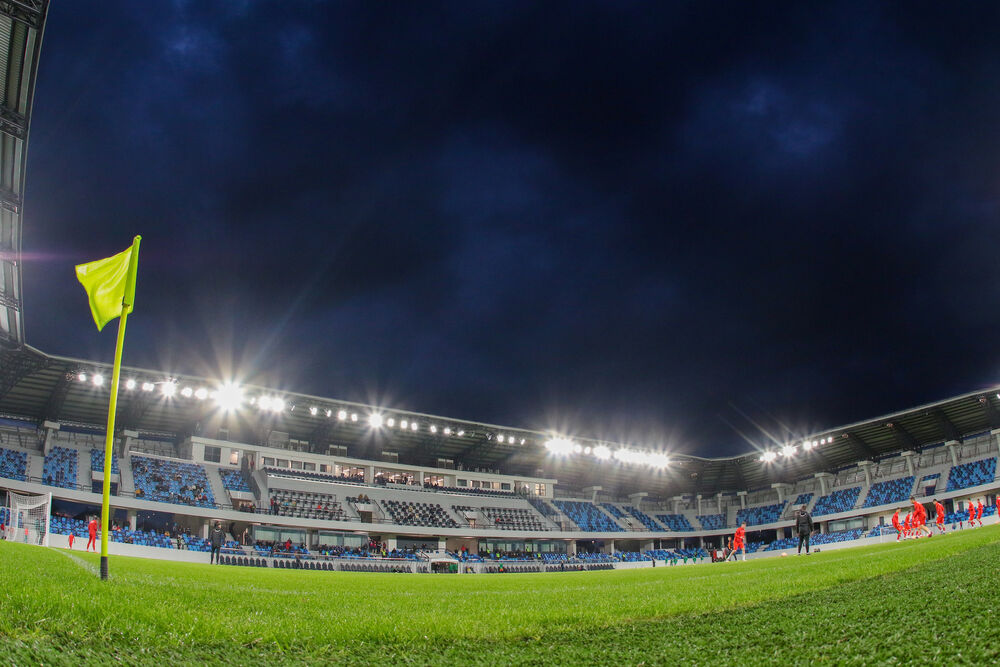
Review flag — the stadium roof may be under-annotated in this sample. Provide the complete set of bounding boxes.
[2,344,999,499]
[0,0,48,349]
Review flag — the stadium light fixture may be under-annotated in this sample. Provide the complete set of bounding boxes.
[782,445,796,458]
[368,413,384,428]
[544,438,576,456]
[141,382,155,392]
[77,373,87,382]
[802,440,813,451]
[573,444,583,454]
[194,387,208,400]
[257,396,272,411]
[520,438,525,445]
[400,419,408,429]
[124,379,136,390]
[180,387,193,398]
[271,398,285,413]
[760,450,778,463]
[214,383,243,412]
[386,417,396,427]
[350,413,358,422]
[92,374,104,387]
[325,409,332,418]
[309,406,318,416]
[337,410,347,421]
[593,445,611,460]
[457,430,465,437]
[443,427,451,435]
[410,422,418,431]
[161,382,177,398]
[429,425,438,434]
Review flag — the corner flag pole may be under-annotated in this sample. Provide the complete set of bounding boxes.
[99,235,141,581]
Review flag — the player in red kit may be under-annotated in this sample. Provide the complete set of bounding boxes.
[903,512,911,538]
[910,497,931,538]
[68,531,75,549]
[976,500,984,527]
[891,508,903,541]
[87,516,98,551]
[727,522,747,561]
[933,499,946,534]
[968,502,976,528]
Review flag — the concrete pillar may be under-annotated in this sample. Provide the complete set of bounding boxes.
[437,537,446,552]
[814,472,833,496]
[628,491,648,510]
[736,491,747,509]
[127,510,137,531]
[696,494,703,515]
[201,520,209,539]
[771,483,792,504]
[366,465,375,484]
[671,496,684,514]
[992,429,1000,459]
[715,492,724,513]
[606,539,616,554]
[857,461,872,486]
[567,540,577,556]
[583,486,602,503]
[945,441,960,467]
[42,421,60,455]
[385,536,397,550]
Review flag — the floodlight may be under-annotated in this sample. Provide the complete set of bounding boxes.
[386,417,396,427]
[573,444,583,453]
[141,382,155,392]
[593,445,611,460]
[761,451,777,463]
[338,410,347,421]
[325,409,332,417]
[92,374,104,387]
[410,422,418,431]
[457,430,465,437]
[647,452,670,468]
[271,398,285,413]
[309,406,318,416]
[544,438,576,456]
[520,438,525,445]
[77,373,87,382]
[180,387,193,398]
[161,382,177,397]
[214,383,244,412]
[429,425,438,434]
[368,413,384,428]
[400,419,408,429]
[257,396,272,410]
[350,413,358,422]
[443,427,451,435]
[782,445,796,458]
[802,440,813,451]
[125,379,137,390]
[195,388,208,400]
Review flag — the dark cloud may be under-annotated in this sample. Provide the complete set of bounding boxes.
[20,1,1000,457]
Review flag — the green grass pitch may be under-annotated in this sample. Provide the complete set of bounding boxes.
[1,527,998,665]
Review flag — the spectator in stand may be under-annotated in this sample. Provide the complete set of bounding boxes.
[209,522,225,564]
[794,505,814,555]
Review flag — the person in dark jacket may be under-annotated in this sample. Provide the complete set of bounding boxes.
[795,505,814,555]
[209,521,225,564]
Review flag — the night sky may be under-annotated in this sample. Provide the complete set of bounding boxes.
[19,2,1000,457]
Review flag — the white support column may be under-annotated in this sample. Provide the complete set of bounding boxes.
[366,465,375,484]
[736,491,747,509]
[127,510,137,531]
[992,429,1000,459]
[857,461,873,486]
[945,441,960,467]
[771,483,792,504]
[715,492,724,513]
[42,420,60,455]
[584,486,602,504]
[696,494,703,515]
[385,535,397,551]
[814,472,833,496]
[628,491,648,510]
[671,496,684,514]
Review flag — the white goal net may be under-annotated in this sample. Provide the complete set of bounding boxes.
[4,491,51,546]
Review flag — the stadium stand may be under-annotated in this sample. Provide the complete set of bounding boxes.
[764,537,798,552]
[219,469,250,492]
[265,467,364,485]
[131,456,216,508]
[945,457,997,491]
[600,503,626,519]
[811,528,865,545]
[90,448,119,474]
[381,500,460,528]
[481,506,550,531]
[623,506,662,531]
[552,500,624,532]
[270,489,347,522]
[861,476,915,508]
[49,516,175,549]
[811,487,861,516]
[792,493,813,506]
[696,513,726,530]
[42,446,78,489]
[736,501,786,526]
[0,447,27,481]
[424,483,515,497]
[655,514,694,531]
[527,496,559,519]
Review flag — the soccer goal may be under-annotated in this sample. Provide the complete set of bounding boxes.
[4,491,51,546]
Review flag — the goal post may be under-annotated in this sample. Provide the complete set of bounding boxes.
[5,491,51,546]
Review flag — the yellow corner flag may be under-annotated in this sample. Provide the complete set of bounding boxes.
[75,236,141,580]
[75,245,137,331]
